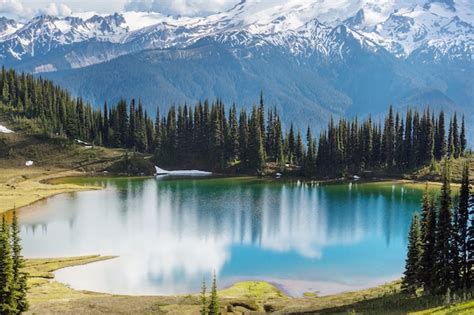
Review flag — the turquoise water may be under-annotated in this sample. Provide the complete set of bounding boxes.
[18,177,423,296]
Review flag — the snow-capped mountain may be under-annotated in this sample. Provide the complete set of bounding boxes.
[0,0,472,142]
[0,17,20,40]
[0,0,472,72]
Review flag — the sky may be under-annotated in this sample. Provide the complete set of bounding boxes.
[0,0,239,20]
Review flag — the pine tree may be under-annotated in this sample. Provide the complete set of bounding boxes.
[382,106,395,167]
[405,109,414,168]
[208,272,219,315]
[238,110,249,168]
[452,114,460,158]
[0,217,15,313]
[258,92,265,141]
[228,104,239,160]
[200,278,207,315]
[434,163,454,294]
[460,116,466,157]
[447,118,454,159]
[248,106,265,173]
[11,210,27,314]
[468,175,474,287]
[287,124,296,164]
[402,213,423,295]
[458,164,470,289]
[434,111,446,160]
[295,131,304,165]
[420,188,437,294]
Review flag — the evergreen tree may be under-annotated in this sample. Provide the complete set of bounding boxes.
[208,272,219,315]
[274,118,285,170]
[458,164,470,289]
[434,164,454,294]
[402,213,423,295]
[200,278,207,315]
[405,109,414,168]
[0,217,15,314]
[382,106,395,167]
[287,124,296,164]
[102,102,109,146]
[434,111,447,160]
[447,118,454,159]
[420,188,437,294]
[11,210,27,313]
[238,110,249,168]
[258,92,265,141]
[228,104,239,160]
[295,131,304,165]
[453,114,460,158]
[468,174,474,287]
[248,106,265,173]
[460,116,466,157]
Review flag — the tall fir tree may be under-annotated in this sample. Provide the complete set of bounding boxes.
[200,278,207,315]
[458,164,470,289]
[0,217,15,314]
[402,213,423,295]
[452,114,460,158]
[459,116,466,157]
[434,111,446,160]
[248,106,265,173]
[420,188,437,294]
[208,272,219,315]
[11,210,28,313]
[434,163,454,294]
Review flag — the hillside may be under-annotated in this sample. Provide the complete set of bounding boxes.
[0,0,472,136]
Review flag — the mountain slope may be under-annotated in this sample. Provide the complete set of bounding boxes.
[44,33,472,132]
[1,0,473,139]
[1,0,472,71]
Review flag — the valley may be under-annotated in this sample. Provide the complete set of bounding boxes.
[0,1,473,314]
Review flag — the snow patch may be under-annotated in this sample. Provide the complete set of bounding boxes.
[34,64,57,73]
[0,124,14,133]
[154,166,212,176]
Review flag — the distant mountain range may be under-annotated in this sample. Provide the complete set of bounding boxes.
[0,0,473,137]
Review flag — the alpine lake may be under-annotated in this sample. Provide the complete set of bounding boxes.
[15,176,428,297]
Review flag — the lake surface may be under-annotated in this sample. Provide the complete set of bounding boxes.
[17,177,424,296]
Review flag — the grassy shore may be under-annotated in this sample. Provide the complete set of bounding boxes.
[0,129,132,213]
[22,255,394,314]
[25,256,474,314]
[0,167,101,213]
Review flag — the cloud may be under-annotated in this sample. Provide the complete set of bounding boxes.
[124,0,237,16]
[0,1,73,20]
[0,0,26,17]
[38,3,73,16]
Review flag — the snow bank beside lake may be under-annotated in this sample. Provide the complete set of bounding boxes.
[0,124,14,133]
[155,166,212,176]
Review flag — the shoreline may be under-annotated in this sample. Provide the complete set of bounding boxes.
[0,167,103,214]
[2,166,451,214]
[25,254,402,314]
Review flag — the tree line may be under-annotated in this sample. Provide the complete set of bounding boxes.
[402,163,473,296]
[0,67,468,176]
[0,210,28,314]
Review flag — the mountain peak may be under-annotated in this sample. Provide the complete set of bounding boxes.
[344,9,365,29]
[424,0,456,11]
[0,0,472,68]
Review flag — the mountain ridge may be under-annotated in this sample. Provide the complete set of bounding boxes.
[0,0,472,72]
[1,0,472,141]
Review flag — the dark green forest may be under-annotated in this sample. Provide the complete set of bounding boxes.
[0,67,468,176]
[403,164,474,298]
